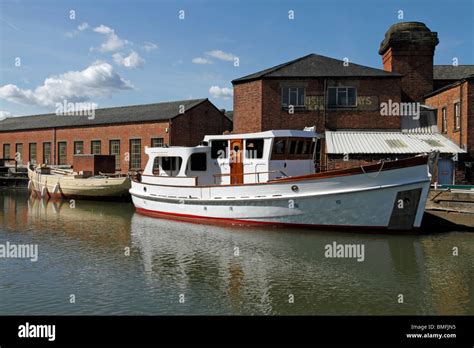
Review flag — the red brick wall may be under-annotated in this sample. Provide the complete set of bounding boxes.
[170,100,232,146]
[425,80,473,157]
[233,80,263,133]
[381,45,435,102]
[0,100,232,171]
[233,77,402,133]
[0,121,170,171]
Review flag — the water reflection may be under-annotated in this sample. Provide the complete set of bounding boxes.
[0,189,472,315]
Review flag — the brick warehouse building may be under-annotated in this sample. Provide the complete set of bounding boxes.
[231,22,470,184]
[0,99,232,172]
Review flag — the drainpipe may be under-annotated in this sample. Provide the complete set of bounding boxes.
[53,127,56,165]
[168,119,172,146]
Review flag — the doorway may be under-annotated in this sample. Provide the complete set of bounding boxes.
[230,139,243,185]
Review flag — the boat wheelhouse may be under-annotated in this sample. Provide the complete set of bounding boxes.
[130,130,434,230]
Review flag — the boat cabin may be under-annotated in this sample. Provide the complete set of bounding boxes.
[140,130,321,186]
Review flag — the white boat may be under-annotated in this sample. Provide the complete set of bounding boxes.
[28,164,131,199]
[130,130,434,231]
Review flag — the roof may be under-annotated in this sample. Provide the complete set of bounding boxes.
[232,54,401,84]
[434,65,474,81]
[325,130,465,155]
[204,129,321,141]
[0,99,208,132]
[224,110,233,121]
[424,74,474,99]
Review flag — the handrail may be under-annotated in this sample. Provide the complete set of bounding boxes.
[213,170,287,178]
[213,170,288,184]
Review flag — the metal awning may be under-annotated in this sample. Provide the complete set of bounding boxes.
[325,131,466,155]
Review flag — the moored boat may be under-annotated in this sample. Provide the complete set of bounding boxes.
[28,164,131,200]
[130,130,435,231]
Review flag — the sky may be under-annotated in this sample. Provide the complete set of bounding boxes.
[0,0,473,117]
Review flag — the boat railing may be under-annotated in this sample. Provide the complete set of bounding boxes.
[213,170,288,184]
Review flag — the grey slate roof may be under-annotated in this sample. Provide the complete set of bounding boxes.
[434,65,474,80]
[232,54,401,84]
[0,99,207,132]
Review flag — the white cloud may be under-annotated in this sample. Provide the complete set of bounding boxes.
[113,51,145,68]
[209,86,233,99]
[143,42,158,52]
[78,22,89,31]
[206,50,235,62]
[192,57,212,64]
[0,62,133,108]
[93,25,128,52]
[0,110,12,120]
[65,22,90,37]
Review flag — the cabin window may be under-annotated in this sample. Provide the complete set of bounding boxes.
[3,143,10,159]
[109,140,120,170]
[15,143,23,164]
[211,140,228,159]
[189,153,207,171]
[296,140,304,155]
[161,156,182,176]
[129,139,141,170]
[43,142,51,165]
[29,143,37,165]
[289,140,297,155]
[91,140,101,155]
[327,87,357,107]
[274,139,286,154]
[58,142,67,165]
[302,141,311,155]
[74,141,84,155]
[152,157,160,175]
[245,139,264,159]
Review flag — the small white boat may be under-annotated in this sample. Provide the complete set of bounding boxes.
[130,130,434,231]
[28,164,131,200]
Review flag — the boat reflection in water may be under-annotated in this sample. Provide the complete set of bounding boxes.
[0,189,472,315]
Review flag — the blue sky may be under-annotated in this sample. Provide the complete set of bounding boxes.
[0,0,472,117]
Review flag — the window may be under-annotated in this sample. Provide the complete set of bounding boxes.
[272,137,315,160]
[58,142,67,165]
[15,143,23,164]
[43,142,51,165]
[109,140,120,170]
[272,138,287,156]
[189,153,207,171]
[327,87,357,107]
[162,156,182,175]
[245,139,264,159]
[441,107,447,133]
[129,139,141,170]
[282,87,305,108]
[3,144,10,159]
[29,143,37,164]
[211,140,229,159]
[151,138,164,148]
[454,102,460,130]
[74,141,84,155]
[91,140,101,155]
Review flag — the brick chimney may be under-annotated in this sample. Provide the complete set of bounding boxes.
[379,22,439,102]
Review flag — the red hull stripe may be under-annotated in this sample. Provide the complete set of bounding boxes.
[135,207,410,232]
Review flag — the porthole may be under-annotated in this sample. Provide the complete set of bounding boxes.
[291,185,299,192]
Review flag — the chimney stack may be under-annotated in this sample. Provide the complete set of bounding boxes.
[379,22,439,102]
